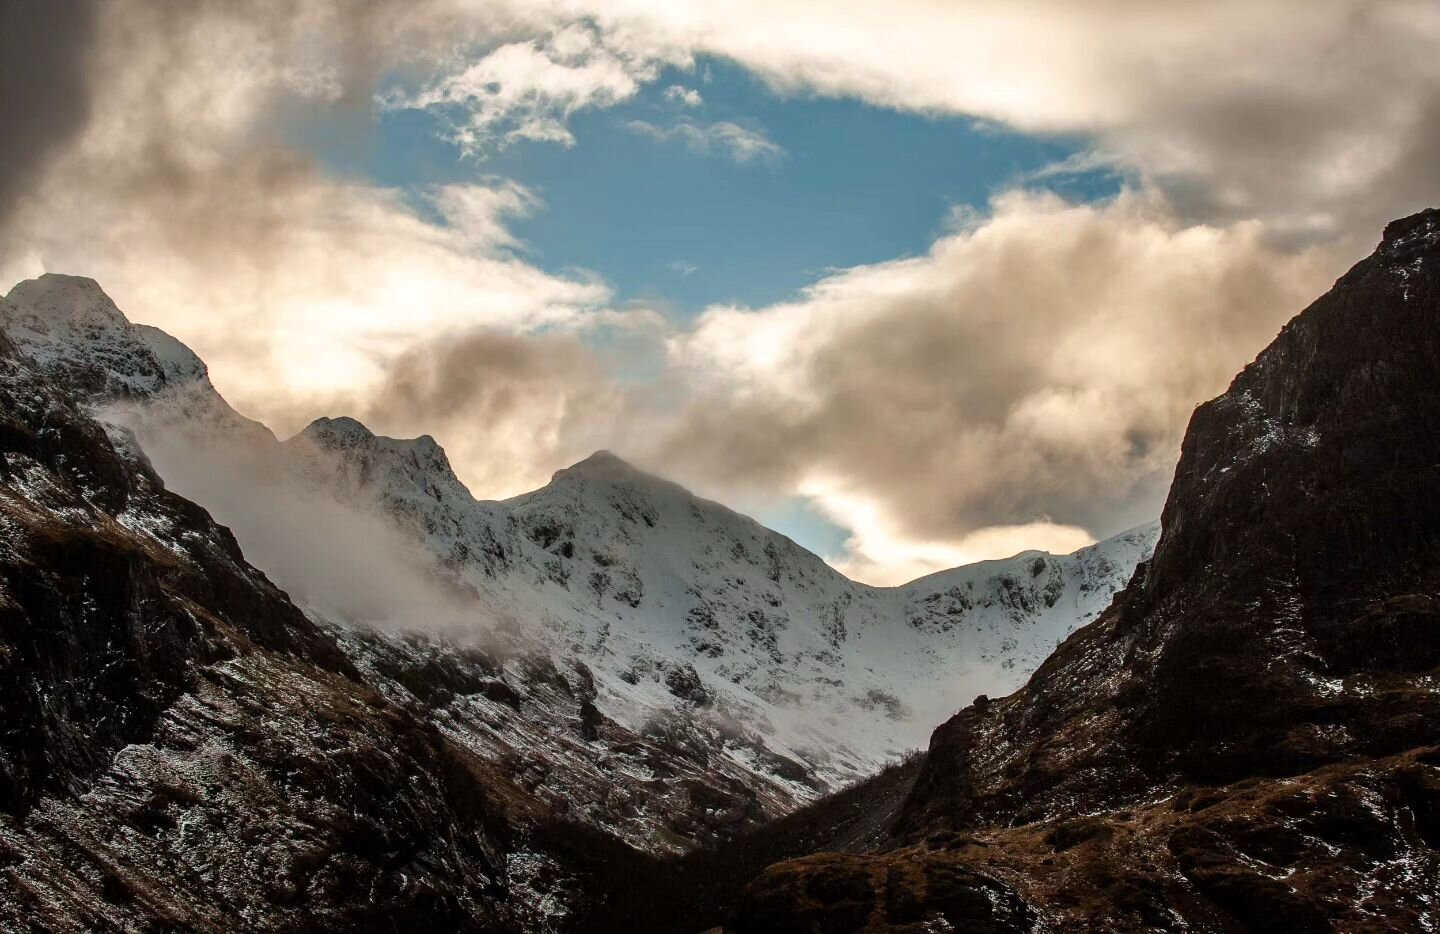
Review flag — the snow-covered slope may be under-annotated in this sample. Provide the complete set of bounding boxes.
[1,273,1159,814]
[290,410,1158,790]
[0,274,272,444]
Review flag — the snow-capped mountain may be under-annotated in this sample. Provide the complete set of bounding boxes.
[0,273,1157,814]
[0,274,272,444]
[295,414,1157,789]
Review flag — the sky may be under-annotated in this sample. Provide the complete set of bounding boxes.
[2,0,1439,584]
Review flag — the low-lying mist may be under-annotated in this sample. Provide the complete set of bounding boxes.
[107,406,489,634]
[95,396,1102,765]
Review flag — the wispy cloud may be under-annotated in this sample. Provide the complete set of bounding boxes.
[1023,149,1128,182]
[667,260,699,277]
[664,84,703,107]
[625,119,785,166]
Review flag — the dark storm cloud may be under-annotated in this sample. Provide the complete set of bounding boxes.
[0,0,99,227]
[351,328,630,496]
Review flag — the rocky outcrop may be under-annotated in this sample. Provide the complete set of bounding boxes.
[727,209,1440,932]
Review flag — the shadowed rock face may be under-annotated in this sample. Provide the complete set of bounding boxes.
[0,308,668,932]
[727,209,1440,932]
[0,327,345,818]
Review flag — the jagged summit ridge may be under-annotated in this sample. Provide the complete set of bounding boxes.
[295,415,457,487]
[1379,205,1440,255]
[299,414,443,453]
[0,274,271,446]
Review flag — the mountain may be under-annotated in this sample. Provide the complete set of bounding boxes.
[0,272,1155,816]
[0,274,271,444]
[292,411,1156,794]
[5,206,1438,931]
[720,210,1440,931]
[0,313,687,931]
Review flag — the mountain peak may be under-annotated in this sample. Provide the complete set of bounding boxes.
[299,416,445,459]
[557,448,649,481]
[5,273,128,330]
[0,273,213,398]
[1379,206,1440,254]
[300,415,378,447]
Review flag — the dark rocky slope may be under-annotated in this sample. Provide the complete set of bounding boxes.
[0,303,669,931]
[726,210,1440,932]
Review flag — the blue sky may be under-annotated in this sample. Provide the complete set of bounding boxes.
[293,57,1120,318]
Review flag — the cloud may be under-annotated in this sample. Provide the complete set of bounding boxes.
[317,0,1440,244]
[625,119,785,165]
[797,473,1096,586]
[644,189,1343,576]
[664,84,703,107]
[117,414,486,629]
[0,0,100,229]
[4,157,617,437]
[0,0,637,454]
[536,0,1440,244]
[351,327,645,498]
[3,0,1435,588]
[384,24,664,152]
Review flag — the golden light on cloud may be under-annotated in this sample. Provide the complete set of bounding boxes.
[3,0,1438,586]
[798,473,1096,587]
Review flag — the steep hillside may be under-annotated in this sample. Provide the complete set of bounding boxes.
[0,319,675,931]
[723,211,1440,931]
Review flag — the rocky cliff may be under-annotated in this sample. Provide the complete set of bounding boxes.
[727,210,1440,932]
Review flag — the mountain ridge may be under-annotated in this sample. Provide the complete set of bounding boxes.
[5,208,1438,931]
[0,273,1156,804]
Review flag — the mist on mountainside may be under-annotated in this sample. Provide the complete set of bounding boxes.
[102,405,491,632]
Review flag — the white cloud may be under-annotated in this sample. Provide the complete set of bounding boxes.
[798,474,1095,586]
[645,189,1344,581]
[383,25,662,152]
[664,84,703,107]
[513,0,1440,243]
[625,118,785,165]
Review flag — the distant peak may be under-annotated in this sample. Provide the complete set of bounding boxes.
[8,272,106,299]
[20,272,105,290]
[296,416,452,467]
[577,449,627,468]
[558,449,648,481]
[299,416,378,447]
